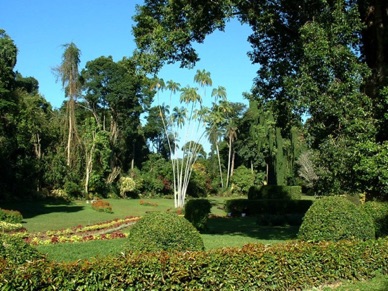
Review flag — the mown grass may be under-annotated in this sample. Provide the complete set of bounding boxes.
[1,198,177,232]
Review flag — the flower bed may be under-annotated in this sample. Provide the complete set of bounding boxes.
[18,216,140,245]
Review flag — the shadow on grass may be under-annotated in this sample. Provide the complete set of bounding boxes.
[0,199,84,219]
[205,216,299,241]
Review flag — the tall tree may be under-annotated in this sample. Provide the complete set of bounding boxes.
[55,42,81,168]
[358,0,388,141]
[81,56,153,183]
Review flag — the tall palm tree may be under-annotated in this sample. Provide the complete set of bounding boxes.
[56,42,81,167]
[211,86,227,103]
[166,80,180,102]
[171,106,186,129]
[194,69,212,99]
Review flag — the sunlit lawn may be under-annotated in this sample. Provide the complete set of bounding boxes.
[1,198,177,232]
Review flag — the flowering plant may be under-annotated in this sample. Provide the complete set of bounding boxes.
[21,216,139,245]
[91,199,113,213]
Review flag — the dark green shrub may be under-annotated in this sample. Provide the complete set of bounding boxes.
[64,181,82,197]
[126,212,204,252]
[0,234,44,265]
[184,199,212,231]
[362,201,388,238]
[298,196,375,242]
[225,199,312,216]
[0,208,23,223]
[248,185,302,200]
[257,213,304,226]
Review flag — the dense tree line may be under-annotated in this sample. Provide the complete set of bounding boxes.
[133,0,388,200]
[0,0,387,202]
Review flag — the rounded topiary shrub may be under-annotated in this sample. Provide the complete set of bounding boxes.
[361,201,388,238]
[184,199,212,231]
[0,234,45,265]
[298,196,375,242]
[126,212,204,252]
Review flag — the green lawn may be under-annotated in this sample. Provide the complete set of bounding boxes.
[1,197,178,232]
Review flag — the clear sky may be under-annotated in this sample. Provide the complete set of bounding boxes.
[1,0,258,110]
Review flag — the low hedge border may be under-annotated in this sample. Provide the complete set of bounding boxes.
[1,239,388,290]
[248,185,302,200]
[225,199,313,216]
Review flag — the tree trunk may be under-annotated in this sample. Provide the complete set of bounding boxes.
[226,135,232,188]
[231,147,235,178]
[66,99,73,166]
[215,142,224,188]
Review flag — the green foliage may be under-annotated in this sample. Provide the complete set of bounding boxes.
[248,185,302,200]
[187,161,209,198]
[225,199,312,215]
[362,201,388,238]
[126,212,204,252]
[139,153,173,197]
[184,199,212,231]
[0,234,44,265]
[298,196,375,242]
[2,239,388,289]
[63,180,82,197]
[354,141,388,199]
[230,165,256,195]
[0,208,23,223]
[119,176,137,198]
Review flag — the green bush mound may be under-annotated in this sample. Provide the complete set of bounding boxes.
[0,208,23,223]
[298,196,375,242]
[126,212,204,252]
[248,185,302,200]
[184,199,212,231]
[1,239,388,290]
[362,201,388,238]
[0,234,44,265]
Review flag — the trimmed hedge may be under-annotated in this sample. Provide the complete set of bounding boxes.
[0,234,44,265]
[184,199,212,231]
[298,196,375,242]
[0,208,23,223]
[248,185,302,200]
[1,239,388,290]
[225,199,313,216]
[362,201,388,238]
[126,212,204,252]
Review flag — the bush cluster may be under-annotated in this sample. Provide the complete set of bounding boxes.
[298,196,375,242]
[184,199,212,231]
[0,234,44,265]
[0,208,23,223]
[126,212,204,252]
[362,201,388,238]
[248,185,302,200]
[1,239,388,290]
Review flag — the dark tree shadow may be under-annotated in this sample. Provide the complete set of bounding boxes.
[205,216,299,241]
[0,199,84,219]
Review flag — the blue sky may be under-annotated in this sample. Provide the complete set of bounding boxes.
[1,0,258,110]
